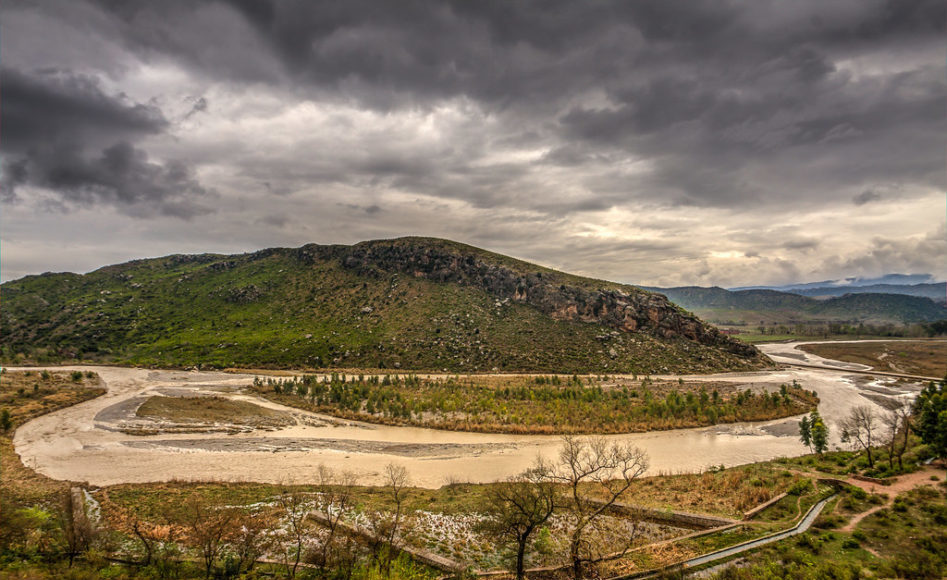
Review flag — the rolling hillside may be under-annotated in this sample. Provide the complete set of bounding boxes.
[648,286,947,326]
[0,237,767,373]
[787,283,945,302]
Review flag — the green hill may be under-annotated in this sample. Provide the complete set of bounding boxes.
[0,237,766,373]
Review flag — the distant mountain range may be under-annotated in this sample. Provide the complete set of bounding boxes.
[644,285,946,327]
[731,274,946,302]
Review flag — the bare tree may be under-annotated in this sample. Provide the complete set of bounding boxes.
[479,461,556,580]
[229,507,270,575]
[882,400,912,471]
[383,463,409,550]
[840,406,879,468]
[365,463,410,573]
[182,496,236,579]
[128,507,174,567]
[550,436,649,580]
[59,488,96,567]
[313,465,359,571]
[277,487,311,579]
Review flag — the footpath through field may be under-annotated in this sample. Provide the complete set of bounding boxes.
[838,465,943,532]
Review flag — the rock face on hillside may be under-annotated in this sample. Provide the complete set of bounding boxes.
[2,236,769,371]
[325,238,760,360]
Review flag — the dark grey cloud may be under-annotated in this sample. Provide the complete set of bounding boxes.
[1,67,214,218]
[853,189,883,205]
[29,141,214,218]
[8,0,943,214]
[1,66,166,149]
[782,238,820,252]
[340,203,383,216]
[1,0,944,286]
[256,214,288,228]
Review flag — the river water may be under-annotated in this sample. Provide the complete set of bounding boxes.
[11,341,926,488]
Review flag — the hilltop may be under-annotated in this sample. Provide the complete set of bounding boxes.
[0,237,767,373]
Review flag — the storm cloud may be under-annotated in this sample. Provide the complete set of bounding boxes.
[1,66,214,217]
[1,0,944,285]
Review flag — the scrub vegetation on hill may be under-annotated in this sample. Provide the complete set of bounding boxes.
[0,237,766,374]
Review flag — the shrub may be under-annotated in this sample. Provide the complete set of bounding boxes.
[795,533,821,553]
[787,479,813,496]
[813,514,845,529]
[868,494,886,505]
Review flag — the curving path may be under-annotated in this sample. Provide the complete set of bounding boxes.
[616,494,837,579]
[839,466,943,532]
[10,341,926,488]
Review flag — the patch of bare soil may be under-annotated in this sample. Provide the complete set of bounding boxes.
[124,395,296,435]
[799,341,947,377]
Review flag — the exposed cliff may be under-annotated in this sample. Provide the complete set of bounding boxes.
[335,238,759,359]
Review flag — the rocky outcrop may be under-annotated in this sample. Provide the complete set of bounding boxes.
[333,238,762,360]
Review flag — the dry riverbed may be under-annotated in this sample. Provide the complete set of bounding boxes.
[9,342,930,488]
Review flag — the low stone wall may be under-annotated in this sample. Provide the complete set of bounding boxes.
[743,492,788,520]
[598,500,737,529]
[817,477,850,488]
[852,474,893,486]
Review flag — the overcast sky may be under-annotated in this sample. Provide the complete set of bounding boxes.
[2,0,944,287]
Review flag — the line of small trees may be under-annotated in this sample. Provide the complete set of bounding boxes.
[800,376,947,472]
[257,373,816,432]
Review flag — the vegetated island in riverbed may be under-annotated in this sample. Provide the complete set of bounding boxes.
[251,373,818,434]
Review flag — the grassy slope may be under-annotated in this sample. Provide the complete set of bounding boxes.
[0,241,759,373]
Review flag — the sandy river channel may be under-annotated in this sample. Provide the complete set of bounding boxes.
[10,341,927,488]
